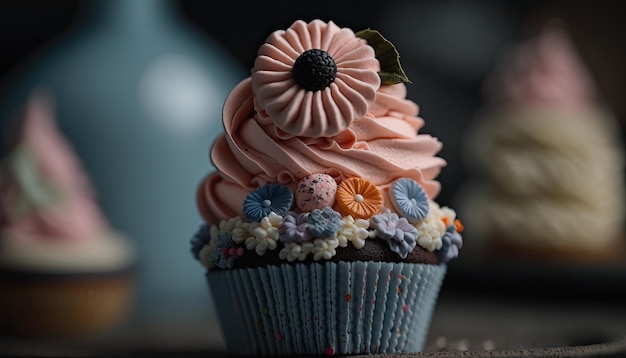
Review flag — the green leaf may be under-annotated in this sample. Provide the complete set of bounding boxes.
[356,29,411,85]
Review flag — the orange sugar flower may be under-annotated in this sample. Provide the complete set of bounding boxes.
[335,177,382,219]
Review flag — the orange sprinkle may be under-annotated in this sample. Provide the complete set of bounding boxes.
[345,294,352,302]
[442,217,451,228]
[397,287,402,294]
[335,177,382,219]
[454,219,464,233]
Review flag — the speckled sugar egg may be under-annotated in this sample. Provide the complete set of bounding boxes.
[295,174,338,212]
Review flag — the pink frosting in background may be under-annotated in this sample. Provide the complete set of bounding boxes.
[483,20,597,107]
[0,91,108,241]
[197,79,445,224]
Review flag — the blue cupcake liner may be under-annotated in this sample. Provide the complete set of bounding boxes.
[207,261,446,356]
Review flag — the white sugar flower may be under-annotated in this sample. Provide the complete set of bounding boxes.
[312,238,339,261]
[415,212,444,252]
[213,217,247,244]
[427,201,460,232]
[218,217,244,234]
[210,224,220,241]
[279,241,315,262]
[440,206,458,228]
[266,212,284,227]
[231,221,250,244]
[337,215,370,249]
[199,237,218,269]
[244,213,283,255]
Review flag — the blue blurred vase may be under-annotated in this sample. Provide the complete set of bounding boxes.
[0,0,245,320]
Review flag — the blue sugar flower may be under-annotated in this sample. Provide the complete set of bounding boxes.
[243,183,293,222]
[307,207,343,239]
[279,211,314,242]
[391,178,429,223]
[371,211,418,259]
[210,232,244,269]
[439,228,463,263]
[190,224,212,260]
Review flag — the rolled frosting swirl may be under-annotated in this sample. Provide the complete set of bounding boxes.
[197,78,445,225]
[0,91,109,242]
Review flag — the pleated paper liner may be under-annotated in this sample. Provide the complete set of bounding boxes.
[208,261,446,356]
[0,271,135,337]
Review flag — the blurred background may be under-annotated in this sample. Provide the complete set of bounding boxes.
[1,0,625,353]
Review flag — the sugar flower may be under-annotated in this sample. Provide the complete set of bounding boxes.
[231,222,251,244]
[279,211,314,242]
[312,238,339,261]
[210,232,243,269]
[307,206,343,238]
[279,241,315,262]
[335,177,382,219]
[218,216,244,234]
[439,228,463,263]
[191,224,220,268]
[190,224,212,260]
[244,212,283,255]
[198,244,216,269]
[243,183,293,222]
[371,210,418,259]
[391,178,429,223]
[415,213,444,252]
[251,19,381,138]
[337,215,370,249]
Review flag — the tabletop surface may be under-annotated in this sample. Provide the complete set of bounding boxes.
[2,285,626,358]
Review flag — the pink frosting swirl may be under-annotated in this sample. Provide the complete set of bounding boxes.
[484,20,597,107]
[0,91,108,241]
[197,78,445,225]
[251,19,381,138]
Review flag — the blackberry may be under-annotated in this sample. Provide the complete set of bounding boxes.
[292,49,337,91]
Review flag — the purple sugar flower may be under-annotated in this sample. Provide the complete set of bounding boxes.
[372,211,418,259]
[439,228,463,263]
[279,211,314,242]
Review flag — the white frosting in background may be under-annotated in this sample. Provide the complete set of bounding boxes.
[466,107,625,250]
[462,21,626,254]
[0,231,134,273]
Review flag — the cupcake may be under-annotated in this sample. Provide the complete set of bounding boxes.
[0,90,135,337]
[461,20,625,262]
[190,20,463,355]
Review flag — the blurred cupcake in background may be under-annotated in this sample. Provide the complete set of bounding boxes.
[459,19,626,262]
[0,89,135,337]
